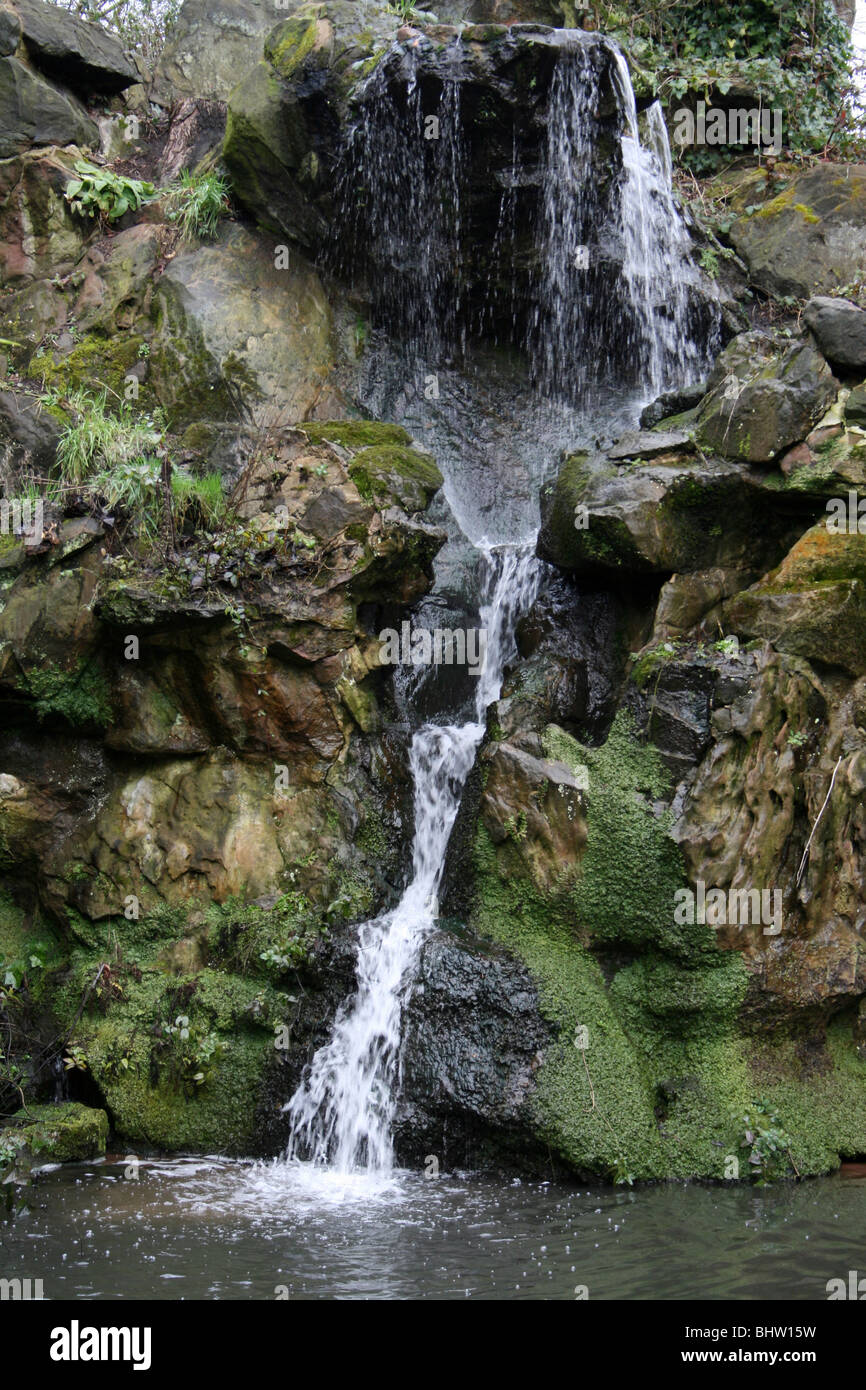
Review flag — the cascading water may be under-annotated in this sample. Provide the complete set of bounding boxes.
[284,31,715,1183]
[286,548,540,1173]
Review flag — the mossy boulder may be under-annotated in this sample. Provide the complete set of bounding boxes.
[347,443,442,511]
[722,523,866,675]
[1,1101,108,1165]
[724,161,866,300]
[694,331,838,463]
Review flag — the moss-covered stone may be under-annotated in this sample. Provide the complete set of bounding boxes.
[1,1101,108,1164]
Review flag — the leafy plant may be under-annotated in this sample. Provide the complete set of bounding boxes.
[64,161,155,223]
[735,1101,792,1183]
[62,1041,89,1073]
[158,1014,226,1090]
[164,170,231,241]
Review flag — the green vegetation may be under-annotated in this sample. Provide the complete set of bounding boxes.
[598,0,857,159]
[64,161,155,223]
[28,659,112,729]
[735,1100,793,1182]
[164,171,232,242]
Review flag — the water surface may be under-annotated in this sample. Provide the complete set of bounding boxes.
[3,1158,862,1300]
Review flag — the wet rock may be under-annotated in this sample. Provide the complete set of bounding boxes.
[607,429,694,462]
[805,296,866,371]
[538,450,807,578]
[394,925,555,1173]
[694,330,837,463]
[479,740,587,894]
[0,148,94,286]
[640,379,708,428]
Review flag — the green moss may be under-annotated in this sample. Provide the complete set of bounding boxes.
[543,715,707,957]
[31,334,145,398]
[45,918,291,1154]
[26,659,112,729]
[471,824,663,1179]
[265,16,320,78]
[302,420,411,450]
[0,1101,108,1163]
[349,444,442,510]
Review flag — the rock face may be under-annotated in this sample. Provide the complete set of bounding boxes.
[152,0,285,104]
[150,222,335,428]
[726,162,866,300]
[0,54,98,157]
[9,0,137,94]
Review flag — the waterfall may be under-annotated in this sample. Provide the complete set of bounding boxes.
[609,50,713,395]
[532,38,716,400]
[286,548,541,1173]
[285,32,715,1181]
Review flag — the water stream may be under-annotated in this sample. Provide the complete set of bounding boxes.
[285,34,711,1183]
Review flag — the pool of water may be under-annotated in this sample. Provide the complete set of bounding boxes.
[2,1158,864,1300]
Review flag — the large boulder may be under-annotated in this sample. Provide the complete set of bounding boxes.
[694,331,838,463]
[9,0,137,94]
[0,54,97,157]
[152,0,286,104]
[150,221,335,428]
[537,449,809,578]
[725,162,866,300]
[804,296,866,372]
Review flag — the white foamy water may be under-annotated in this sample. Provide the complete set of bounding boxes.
[286,546,541,1174]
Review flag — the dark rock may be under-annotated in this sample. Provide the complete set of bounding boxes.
[846,382,866,426]
[0,54,98,157]
[0,387,64,467]
[640,380,708,428]
[12,0,136,93]
[394,926,555,1174]
[804,297,866,371]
